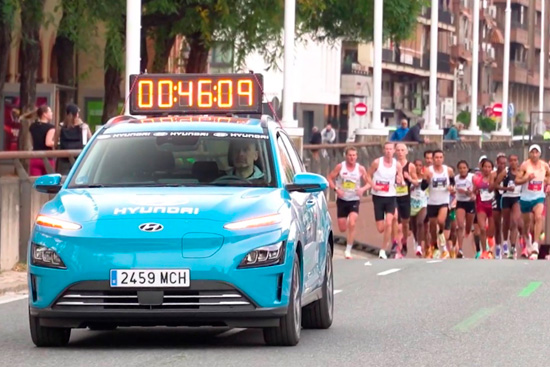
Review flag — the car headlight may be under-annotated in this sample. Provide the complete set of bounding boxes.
[224,214,281,230]
[31,243,67,269]
[238,242,285,268]
[35,215,81,230]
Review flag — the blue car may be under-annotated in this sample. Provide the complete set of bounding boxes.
[28,114,334,347]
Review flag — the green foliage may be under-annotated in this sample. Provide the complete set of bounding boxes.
[513,125,528,136]
[456,111,497,132]
[0,0,18,29]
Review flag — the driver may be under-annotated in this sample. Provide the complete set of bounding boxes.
[229,139,264,179]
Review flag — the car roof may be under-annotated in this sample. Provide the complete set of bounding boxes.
[101,115,277,135]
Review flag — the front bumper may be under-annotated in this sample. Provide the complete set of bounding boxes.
[30,280,287,328]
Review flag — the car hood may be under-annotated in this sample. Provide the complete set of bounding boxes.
[39,187,285,223]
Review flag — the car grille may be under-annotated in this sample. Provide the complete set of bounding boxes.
[52,281,254,311]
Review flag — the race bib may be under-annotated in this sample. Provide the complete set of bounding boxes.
[342,179,356,190]
[528,180,543,191]
[411,198,422,209]
[375,180,390,192]
[396,185,408,195]
[480,189,494,202]
[432,177,447,188]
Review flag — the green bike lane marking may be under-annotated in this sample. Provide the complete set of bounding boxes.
[518,282,542,298]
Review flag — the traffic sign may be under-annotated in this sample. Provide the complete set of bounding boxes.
[508,103,515,118]
[492,102,503,117]
[354,102,368,116]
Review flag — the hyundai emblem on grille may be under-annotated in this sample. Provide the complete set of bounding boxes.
[139,223,164,232]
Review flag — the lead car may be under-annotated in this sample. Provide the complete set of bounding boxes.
[28,73,334,347]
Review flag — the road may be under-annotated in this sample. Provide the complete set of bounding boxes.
[1,255,548,366]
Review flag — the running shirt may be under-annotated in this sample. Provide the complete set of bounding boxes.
[371,157,397,197]
[336,161,361,201]
[520,162,546,201]
[455,173,474,202]
[476,175,494,203]
[502,169,521,198]
[411,185,428,212]
[427,165,450,205]
[396,161,412,197]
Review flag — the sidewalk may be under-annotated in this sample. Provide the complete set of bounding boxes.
[0,271,27,296]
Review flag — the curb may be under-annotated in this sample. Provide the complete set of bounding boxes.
[0,283,28,297]
[334,235,380,256]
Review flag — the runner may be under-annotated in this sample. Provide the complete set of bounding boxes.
[392,143,419,258]
[492,153,507,258]
[422,149,455,259]
[367,142,404,259]
[445,191,458,257]
[495,154,522,259]
[514,144,550,260]
[473,158,496,259]
[422,150,434,255]
[410,159,428,257]
[455,160,475,259]
[327,146,371,259]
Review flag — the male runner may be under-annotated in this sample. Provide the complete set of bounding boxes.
[492,153,507,258]
[327,146,370,259]
[422,150,434,255]
[368,142,404,259]
[392,143,419,258]
[422,149,455,258]
[515,144,550,260]
[410,159,428,257]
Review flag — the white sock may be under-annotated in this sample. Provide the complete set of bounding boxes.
[346,244,353,252]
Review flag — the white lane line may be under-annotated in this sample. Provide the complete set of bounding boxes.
[377,268,401,276]
[216,328,247,338]
[0,294,28,305]
[427,260,443,263]
[364,261,372,266]
[334,289,343,295]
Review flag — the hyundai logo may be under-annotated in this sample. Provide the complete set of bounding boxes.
[139,223,164,232]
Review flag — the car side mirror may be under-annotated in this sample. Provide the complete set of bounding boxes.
[286,172,328,193]
[34,174,62,194]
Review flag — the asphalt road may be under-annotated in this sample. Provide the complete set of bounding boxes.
[1,254,549,367]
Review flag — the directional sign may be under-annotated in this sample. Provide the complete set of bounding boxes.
[354,102,368,116]
[492,102,503,117]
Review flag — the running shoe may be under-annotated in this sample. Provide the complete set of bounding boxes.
[475,251,482,259]
[416,245,423,257]
[425,246,433,259]
[521,247,529,258]
[390,241,399,258]
[379,249,388,259]
[433,249,441,259]
[402,243,408,257]
[441,251,450,259]
[344,249,352,259]
[437,233,446,248]
[502,243,509,258]
[395,252,404,259]
[508,245,516,259]
[495,245,501,259]
[486,251,494,260]
[457,249,464,259]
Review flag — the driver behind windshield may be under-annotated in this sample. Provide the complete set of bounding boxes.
[229,139,264,179]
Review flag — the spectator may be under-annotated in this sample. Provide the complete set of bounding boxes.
[309,126,322,161]
[54,104,92,175]
[390,119,409,141]
[321,123,336,144]
[445,122,463,141]
[402,119,430,144]
[28,104,55,176]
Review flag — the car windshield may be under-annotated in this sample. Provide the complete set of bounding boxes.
[68,130,275,188]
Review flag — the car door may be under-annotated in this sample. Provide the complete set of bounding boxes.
[277,132,320,293]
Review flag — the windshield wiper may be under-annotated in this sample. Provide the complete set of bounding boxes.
[70,182,199,188]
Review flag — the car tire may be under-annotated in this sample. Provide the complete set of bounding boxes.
[263,255,301,346]
[29,309,71,347]
[302,244,333,329]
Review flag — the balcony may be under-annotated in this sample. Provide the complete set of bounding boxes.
[422,52,452,74]
[381,95,394,110]
[493,62,529,85]
[419,7,455,30]
[382,48,422,69]
[451,44,472,62]
[510,20,529,45]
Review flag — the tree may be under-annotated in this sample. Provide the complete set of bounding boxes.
[0,0,16,104]
[18,0,46,150]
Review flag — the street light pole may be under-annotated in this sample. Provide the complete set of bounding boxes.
[499,0,512,134]
[427,0,439,130]
[125,0,141,115]
[469,0,481,132]
[282,0,297,128]
[538,0,546,135]
[371,0,383,129]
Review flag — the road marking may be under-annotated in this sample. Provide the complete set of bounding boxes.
[364,261,372,266]
[377,268,401,276]
[427,260,443,263]
[0,294,28,305]
[216,328,247,338]
[453,307,498,333]
[334,289,343,295]
[518,282,542,297]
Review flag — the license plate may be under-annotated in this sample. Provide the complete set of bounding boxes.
[110,269,190,288]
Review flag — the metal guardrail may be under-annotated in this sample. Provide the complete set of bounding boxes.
[0,149,82,180]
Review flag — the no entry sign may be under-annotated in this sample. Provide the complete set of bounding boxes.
[355,102,368,116]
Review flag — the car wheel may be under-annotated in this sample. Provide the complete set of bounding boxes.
[263,255,301,346]
[302,244,333,329]
[29,308,71,347]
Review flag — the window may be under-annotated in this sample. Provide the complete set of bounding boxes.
[279,132,305,173]
[276,135,296,184]
[70,130,276,188]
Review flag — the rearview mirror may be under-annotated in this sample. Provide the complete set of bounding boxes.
[34,174,62,194]
[285,172,328,193]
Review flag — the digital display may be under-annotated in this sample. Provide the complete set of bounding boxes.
[129,73,263,115]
